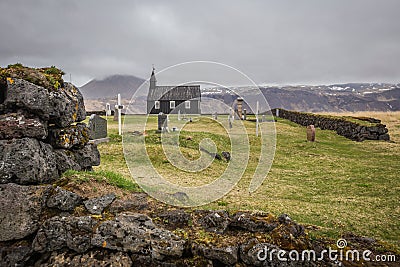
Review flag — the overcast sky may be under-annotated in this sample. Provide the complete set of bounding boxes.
[0,0,399,87]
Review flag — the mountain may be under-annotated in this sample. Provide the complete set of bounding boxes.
[80,75,400,113]
[201,83,400,113]
[80,74,146,99]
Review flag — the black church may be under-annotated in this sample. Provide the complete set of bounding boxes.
[146,68,201,114]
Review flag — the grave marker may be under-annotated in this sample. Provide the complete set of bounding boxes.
[88,114,108,139]
[105,103,111,117]
[213,112,218,120]
[237,97,243,119]
[256,101,259,137]
[306,125,316,142]
[158,113,168,132]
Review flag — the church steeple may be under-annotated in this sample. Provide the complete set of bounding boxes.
[150,66,157,90]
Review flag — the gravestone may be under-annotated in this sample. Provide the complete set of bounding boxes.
[105,103,111,116]
[158,113,168,132]
[306,125,316,142]
[88,114,108,139]
[113,108,119,121]
[228,115,233,129]
[236,97,243,119]
[213,112,218,120]
[275,108,280,117]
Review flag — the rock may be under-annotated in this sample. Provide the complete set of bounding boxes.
[158,209,191,229]
[84,193,116,214]
[48,82,86,127]
[151,227,186,260]
[47,186,82,211]
[0,113,47,139]
[230,212,278,233]
[0,183,51,241]
[53,149,82,173]
[109,192,149,213]
[4,78,51,120]
[0,244,32,267]
[91,213,154,253]
[92,212,185,260]
[379,133,390,141]
[270,218,308,250]
[32,216,96,253]
[239,238,265,266]
[192,243,238,266]
[221,151,231,161]
[240,239,318,266]
[72,143,101,170]
[197,210,230,234]
[46,123,90,149]
[239,239,298,266]
[3,78,85,127]
[0,138,59,184]
[40,250,133,267]
[278,213,292,225]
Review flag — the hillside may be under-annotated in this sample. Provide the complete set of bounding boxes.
[80,74,145,99]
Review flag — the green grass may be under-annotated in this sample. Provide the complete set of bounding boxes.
[80,113,400,250]
[62,169,141,192]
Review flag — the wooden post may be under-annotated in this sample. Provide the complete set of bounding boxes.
[256,101,259,137]
[117,94,122,135]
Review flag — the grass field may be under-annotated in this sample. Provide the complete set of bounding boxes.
[77,112,400,251]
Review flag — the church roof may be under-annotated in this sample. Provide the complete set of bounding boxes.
[148,85,201,101]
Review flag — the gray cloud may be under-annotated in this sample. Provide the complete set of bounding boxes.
[0,0,399,86]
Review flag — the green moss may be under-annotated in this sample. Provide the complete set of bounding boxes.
[0,63,65,91]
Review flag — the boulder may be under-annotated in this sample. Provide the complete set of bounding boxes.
[46,123,90,149]
[192,243,238,266]
[270,215,308,251]
[91,213,154,253]
[53,149,82,173]
[151,227,186,260]
[3,78,85,127]
[3,78,51,120]
[41,250,132,267]
[84,193,116,215]
[53,144,100,173]
[0,113,47,139]
[0,138,59,184]
[158,209,191,229]
[0,244,32,267]
[197,210,230,234]
[33,216,96,253]
[230,212,278,233]
[92,212,185,260]
[47,186,82,211]
[72,143,101,170]
[0,183,51,241]
[109,192,149,214]
[48,82,86,127]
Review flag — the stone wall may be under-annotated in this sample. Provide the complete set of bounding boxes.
[0,76,100,183]
[272,108,390,142]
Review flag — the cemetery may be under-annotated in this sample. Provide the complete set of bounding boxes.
[0,65,399,266]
